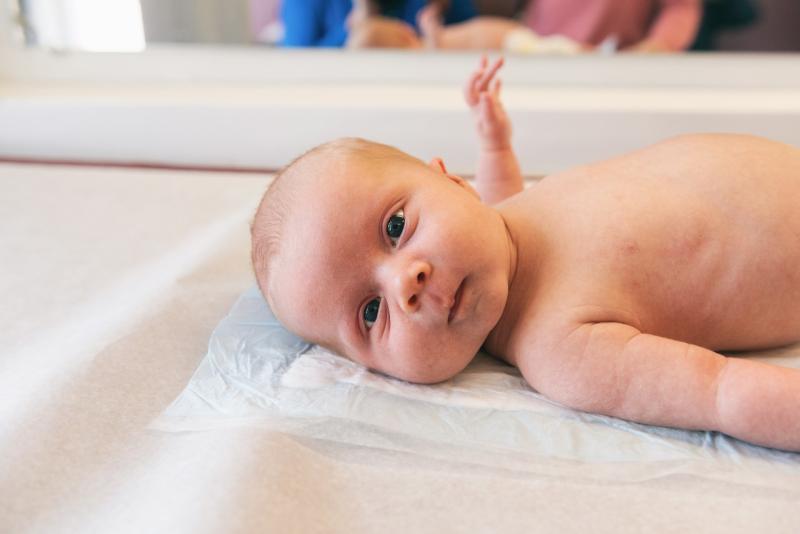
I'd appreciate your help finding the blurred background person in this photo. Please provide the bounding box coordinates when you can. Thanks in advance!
[415,1,529,49]
[281,0,476,48]
[281,0,702,52]
[346,0,567,52]
[521,0,702,52]
[281,0,352,47]
[691,0,759,50]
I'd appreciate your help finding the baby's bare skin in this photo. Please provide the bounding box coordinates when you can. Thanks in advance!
[491,134,800,359]
[480,134,800,449]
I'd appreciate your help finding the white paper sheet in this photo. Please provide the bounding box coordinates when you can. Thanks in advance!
[155,287,800,492]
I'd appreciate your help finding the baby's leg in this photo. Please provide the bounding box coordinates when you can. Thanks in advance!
[418,5,523,50]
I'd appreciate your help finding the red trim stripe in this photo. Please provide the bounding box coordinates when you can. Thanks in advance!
[0,157,278,174]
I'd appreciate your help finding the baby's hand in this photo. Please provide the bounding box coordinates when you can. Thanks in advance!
[464,56,512,151]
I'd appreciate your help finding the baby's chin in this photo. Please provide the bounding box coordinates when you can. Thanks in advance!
[388,352,477,385]
[402,370,462,385]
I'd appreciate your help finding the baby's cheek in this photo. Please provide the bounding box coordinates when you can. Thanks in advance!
[392,334,432,368]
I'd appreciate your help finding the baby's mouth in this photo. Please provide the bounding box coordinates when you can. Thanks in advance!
[448,278,465,323]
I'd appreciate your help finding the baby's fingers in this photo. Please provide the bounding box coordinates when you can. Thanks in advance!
[492,78,502,98]
[464,70,483,106]
[464,55,489,106]
[476,57,504,94]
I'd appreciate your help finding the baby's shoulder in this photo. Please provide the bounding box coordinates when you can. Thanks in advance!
[503,302,639,390]
[507,302,641,359]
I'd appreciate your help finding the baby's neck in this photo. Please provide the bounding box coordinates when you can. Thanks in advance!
[482,209,521,363]
[482,201,544,366]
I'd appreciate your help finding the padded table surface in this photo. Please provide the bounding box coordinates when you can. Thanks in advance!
[1,162,798,534]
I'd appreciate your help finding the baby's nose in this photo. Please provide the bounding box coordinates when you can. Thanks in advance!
[394,260,431,314]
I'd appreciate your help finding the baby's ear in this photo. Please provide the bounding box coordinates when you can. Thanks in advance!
[428,158,480,200]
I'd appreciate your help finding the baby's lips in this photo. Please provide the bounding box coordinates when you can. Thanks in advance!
[423,285,453,314]
[430,289,452,311]
[447,279,467,324]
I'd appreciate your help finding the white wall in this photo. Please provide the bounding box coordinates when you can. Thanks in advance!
[1,46,799,175]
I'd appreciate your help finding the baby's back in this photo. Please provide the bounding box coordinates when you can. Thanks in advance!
[504,134,800,351]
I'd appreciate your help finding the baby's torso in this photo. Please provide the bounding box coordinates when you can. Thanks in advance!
[498,134,800,356]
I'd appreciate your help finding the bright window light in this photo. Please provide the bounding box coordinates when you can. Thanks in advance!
[27,0,145,52]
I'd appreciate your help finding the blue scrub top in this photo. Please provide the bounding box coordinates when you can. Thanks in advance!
[281,0,477,47]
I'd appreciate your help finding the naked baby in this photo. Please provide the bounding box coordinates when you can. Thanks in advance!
[251,57,800,451]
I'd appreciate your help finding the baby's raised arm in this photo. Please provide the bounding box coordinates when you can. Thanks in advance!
[464,56,523,204]
[521,322,800,451]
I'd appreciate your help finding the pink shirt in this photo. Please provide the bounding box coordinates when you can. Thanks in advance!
[523,0,701,50]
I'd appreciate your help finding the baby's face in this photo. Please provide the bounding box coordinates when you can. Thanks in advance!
[269,155,513,383]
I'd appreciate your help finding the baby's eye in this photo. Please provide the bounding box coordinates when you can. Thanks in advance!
[386,209,405,247]
[363,297,381,329]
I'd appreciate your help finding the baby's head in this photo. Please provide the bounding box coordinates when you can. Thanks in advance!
[251,138,513,383]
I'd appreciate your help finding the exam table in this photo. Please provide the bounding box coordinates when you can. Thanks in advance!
[2,161,799,534]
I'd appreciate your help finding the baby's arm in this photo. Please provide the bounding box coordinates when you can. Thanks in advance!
[523,322,800,451]
[464,57,523,204]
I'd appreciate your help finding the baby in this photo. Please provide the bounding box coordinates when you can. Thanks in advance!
[349,2,584,53]
[347,2,528,51]
[251,57,800,452]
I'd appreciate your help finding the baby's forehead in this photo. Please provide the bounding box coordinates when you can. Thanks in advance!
[291,156,400,219]
[289,153,374,200]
